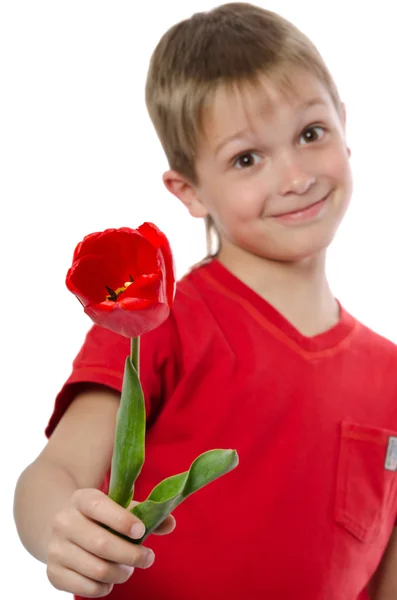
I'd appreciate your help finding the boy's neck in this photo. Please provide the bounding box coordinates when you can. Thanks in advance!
[216,245,339,338]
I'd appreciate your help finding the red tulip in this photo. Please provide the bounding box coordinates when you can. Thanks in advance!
[66,223,176,338]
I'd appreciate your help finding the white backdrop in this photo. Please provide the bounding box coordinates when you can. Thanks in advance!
[1,1,396,597]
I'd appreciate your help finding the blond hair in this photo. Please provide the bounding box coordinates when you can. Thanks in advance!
[145,2,343,264]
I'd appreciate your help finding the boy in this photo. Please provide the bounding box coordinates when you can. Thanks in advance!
[14,3,397,599]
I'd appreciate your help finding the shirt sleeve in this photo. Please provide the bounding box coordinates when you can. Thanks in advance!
[45,311,182,438]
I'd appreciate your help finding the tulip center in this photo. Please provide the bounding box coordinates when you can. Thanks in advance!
[106,275,134,302]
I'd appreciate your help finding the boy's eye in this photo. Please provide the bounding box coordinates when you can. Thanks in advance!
[300,125,325,144]
[233,152,261,169]
[232,126,325,168]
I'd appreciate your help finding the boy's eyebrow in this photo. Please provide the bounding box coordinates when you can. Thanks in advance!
[214,97,327,155]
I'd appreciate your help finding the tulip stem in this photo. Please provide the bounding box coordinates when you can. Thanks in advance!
[131,336,140,376]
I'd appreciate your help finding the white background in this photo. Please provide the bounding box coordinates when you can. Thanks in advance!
[1,0,396,597]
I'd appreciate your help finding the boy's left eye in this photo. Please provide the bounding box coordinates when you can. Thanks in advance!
[233,152,261,169]
[300,125,325,144]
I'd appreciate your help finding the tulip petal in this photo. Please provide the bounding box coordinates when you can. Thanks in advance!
[66,254,127,305]
[84,300,170,338]
[72,228,159,280]
[121,273,165,305]
[138,223,176,307]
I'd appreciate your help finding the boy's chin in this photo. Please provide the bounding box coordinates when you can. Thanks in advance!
[247,236,336,264]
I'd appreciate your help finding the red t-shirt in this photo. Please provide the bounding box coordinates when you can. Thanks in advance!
[46,258,397,600]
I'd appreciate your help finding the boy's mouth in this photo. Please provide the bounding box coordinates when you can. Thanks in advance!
[271,191,331,223]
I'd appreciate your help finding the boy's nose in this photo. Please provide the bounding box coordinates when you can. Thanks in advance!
[290,175,316,195]
[277,168,316,197]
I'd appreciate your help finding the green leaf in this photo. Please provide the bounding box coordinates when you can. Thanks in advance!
[108,356,145,507]
[131,449,239,543]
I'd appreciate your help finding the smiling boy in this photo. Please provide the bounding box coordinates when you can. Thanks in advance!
[163,69,352,338]
[14,3,397,599]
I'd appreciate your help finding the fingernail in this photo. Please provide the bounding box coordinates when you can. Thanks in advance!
[130,522,145,539]
[120,564,135,577]
[144,550,155,568]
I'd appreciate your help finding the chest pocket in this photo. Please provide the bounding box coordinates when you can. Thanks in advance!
[334,421,397,542]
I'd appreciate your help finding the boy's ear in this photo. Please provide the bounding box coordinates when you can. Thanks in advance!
[162,170,208,218]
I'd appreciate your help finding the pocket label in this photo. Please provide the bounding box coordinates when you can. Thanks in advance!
[385,436,397,471]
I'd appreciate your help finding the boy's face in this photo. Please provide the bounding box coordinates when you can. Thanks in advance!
[164,69,353,264]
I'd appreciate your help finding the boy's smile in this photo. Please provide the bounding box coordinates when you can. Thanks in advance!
[164,69,353,268]
[269,189,332,223]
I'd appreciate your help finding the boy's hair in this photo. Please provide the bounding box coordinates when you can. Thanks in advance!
[145,2,343,263]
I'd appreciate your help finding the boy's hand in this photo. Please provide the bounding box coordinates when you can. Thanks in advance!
[46,488,176,598]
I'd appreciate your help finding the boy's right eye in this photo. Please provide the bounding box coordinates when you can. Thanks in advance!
[233,151,261,169]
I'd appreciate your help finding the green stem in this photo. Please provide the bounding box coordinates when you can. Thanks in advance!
[131,336,140,376]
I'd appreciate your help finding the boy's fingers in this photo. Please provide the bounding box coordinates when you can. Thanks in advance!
[66,513,154,569]
[47,563,114,598]
[48,538,135,586]
[72,489,145,540]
